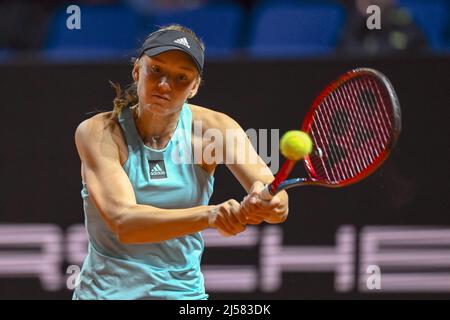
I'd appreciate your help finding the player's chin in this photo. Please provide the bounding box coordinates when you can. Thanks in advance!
[143,102,178,115]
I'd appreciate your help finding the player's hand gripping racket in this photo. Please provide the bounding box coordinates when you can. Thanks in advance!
[261,68,401,199]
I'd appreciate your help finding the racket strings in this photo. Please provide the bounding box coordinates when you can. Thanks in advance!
[355,78,389,149]
[322,94,355,179]
[367,77,392,140]
[308,74,394,183]
[342,78,379,167]
[327,86,368,180]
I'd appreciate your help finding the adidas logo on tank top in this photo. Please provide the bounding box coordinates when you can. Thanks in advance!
[149,160,167,179]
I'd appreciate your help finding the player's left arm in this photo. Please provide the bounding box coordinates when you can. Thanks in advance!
[214,111,289,224]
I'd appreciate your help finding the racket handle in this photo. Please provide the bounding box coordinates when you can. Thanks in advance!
[260,184,275,200]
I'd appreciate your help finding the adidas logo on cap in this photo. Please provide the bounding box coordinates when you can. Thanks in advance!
[174,37,190,49]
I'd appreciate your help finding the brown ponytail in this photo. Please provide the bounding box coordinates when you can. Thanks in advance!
[110,80,138,121]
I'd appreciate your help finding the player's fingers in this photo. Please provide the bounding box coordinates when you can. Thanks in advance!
[241,196,257,218]
[251,196,281,209]
[222,205,246,234]
[234,207,248,225]
[246,217,265,225]
[242,201,275,217]
[246,206,287,220]
[215,218,236,236]
[217,205,240,234]
[225,211,241,233]
[242,209,270,220]
[229,200,245,222]
[249,181,265,198]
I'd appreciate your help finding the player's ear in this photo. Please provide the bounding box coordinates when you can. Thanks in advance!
[188,76,201,99]
[132,58,140,82]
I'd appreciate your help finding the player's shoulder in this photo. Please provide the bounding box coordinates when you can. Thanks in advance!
[189,104,239,131]
[75,111,120,144]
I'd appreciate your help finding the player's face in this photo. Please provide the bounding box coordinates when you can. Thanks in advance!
[133,51,200,116]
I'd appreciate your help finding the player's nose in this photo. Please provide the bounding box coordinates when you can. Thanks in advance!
[158,76,171,91]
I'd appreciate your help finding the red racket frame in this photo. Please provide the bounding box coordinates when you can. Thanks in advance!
[268,68,401,195]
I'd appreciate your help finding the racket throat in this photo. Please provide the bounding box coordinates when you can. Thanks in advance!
[272,178,311,194]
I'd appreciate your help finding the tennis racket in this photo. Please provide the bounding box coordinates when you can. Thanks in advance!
[261,68,401,199]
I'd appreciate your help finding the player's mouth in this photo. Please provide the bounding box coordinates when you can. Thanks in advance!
[151,94,171,102]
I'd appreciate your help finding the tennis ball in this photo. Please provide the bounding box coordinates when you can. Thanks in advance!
[280,130,313,161]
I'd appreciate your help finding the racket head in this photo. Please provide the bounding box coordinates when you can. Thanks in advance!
[301,68,401,187]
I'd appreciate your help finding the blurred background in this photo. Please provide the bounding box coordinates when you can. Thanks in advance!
[0,0,449,299]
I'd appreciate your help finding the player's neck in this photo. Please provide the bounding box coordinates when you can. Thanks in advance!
[132,104,180,149]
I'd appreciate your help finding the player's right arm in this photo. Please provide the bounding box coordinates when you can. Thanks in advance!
[74,116,245,243]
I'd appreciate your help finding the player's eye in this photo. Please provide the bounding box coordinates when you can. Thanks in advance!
[150,65,160,73]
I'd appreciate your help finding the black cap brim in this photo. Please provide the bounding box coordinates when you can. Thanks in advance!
[143,46,202,74]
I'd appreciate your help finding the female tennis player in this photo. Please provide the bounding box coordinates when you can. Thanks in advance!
[73,24,289,300]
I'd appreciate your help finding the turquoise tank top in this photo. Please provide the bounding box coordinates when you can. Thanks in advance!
[73,104,214,300]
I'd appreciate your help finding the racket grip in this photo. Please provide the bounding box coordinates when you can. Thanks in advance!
[260,184,274,200]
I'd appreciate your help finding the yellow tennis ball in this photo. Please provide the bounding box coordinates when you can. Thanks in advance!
[280,130,313,161]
